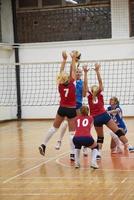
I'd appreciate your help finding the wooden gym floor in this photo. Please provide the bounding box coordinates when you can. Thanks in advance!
[0,118,134,200]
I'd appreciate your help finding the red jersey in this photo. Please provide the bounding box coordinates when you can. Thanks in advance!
[87,90,106,117]
[59,80,76,107]
[75,115,93,137]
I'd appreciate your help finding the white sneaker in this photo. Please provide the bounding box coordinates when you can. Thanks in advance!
[83,147,88,157]
[96,151,101,160]
[128,146,134,152]
[90,161,99,169]
[75,162,80,168]
[55,141,61,150]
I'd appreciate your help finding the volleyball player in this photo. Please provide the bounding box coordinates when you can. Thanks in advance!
[55,65,89,159]
[73,104,99,169]
[83,63,134,159]
[39,50,77,156]
[107,96,134,153]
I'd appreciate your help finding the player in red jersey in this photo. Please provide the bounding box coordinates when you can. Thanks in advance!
[55,61,89,159]
[39,51,77,156]
[83,63,133,159]
[73,104,99,169]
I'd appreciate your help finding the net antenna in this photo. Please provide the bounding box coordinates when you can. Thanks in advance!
[65,0,78,4]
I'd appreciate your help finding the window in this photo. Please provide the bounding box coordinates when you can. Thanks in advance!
[18,0,38,8]
[16,0,111,43]
[42,0,62,6]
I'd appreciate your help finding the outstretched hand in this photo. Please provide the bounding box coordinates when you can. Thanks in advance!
[94,63,101,72]
[62,51,67,61]
[82,65,90,73]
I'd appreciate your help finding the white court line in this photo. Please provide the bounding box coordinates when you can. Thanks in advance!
[109,188,118,196]
[0,157,45,160]
[56,157,134,171]
[121,177,128,183]
[3,151,69,184]
[0,157,16,160]
[56,157,90,169]
[0,193,78,196]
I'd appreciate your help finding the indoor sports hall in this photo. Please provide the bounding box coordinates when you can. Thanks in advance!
[0,1,134,200]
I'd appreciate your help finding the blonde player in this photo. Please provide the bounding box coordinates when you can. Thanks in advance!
[55,52,89,160]
[39,51,77,156]
[83,63,134,159]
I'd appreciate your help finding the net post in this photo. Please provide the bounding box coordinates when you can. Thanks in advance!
[15,52,22,120]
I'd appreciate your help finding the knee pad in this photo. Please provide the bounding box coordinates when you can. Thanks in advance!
[61,120,68,129]
[115,129,125,138]
[97,136,104,144]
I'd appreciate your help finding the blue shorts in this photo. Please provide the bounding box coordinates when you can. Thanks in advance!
[73,136,95,149]
[76,102,82,110]
[94,112,111,127]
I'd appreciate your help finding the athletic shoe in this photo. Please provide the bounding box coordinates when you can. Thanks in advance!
[83,147,88,157]
[75,162,80,168]
[90,162,99,169]
[96,150,101,160]
[55,141,61,150]
[96,154,101,160]
[70,153,75,161]
[39,144,46,156]
[128,146,134,152]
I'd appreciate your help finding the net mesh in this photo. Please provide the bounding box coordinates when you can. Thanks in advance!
[0,58,134,106]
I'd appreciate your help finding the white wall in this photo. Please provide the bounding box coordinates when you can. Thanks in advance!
[1,0,14,43]
[19,38,134,63]
[0,46,16,121]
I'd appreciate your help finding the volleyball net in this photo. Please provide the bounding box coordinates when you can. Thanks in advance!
[0,58,134,107]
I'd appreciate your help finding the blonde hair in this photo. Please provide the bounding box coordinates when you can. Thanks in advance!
[80,105,89,116]
[57,71,69,84]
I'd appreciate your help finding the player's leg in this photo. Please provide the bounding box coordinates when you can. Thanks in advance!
[39,113,64,156]
[106,119,134,152]
[55,120,68,150]
[109,132,122,153]
[89,141,99,169]
[68,117,76,161]
[94,126,104,159]
[73,136,82,168]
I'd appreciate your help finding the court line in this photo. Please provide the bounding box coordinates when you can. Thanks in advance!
[0,157,16,160]
[56,156,134,171]
[0,193,78,196]
[121,177,128,183]
[109,188,118,196]
[3,151,69,184]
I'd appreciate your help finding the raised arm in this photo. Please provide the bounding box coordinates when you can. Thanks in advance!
[94,63,103,91]
[60,51,67,73]
[83,65,89,96]
[70,51,77,80]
